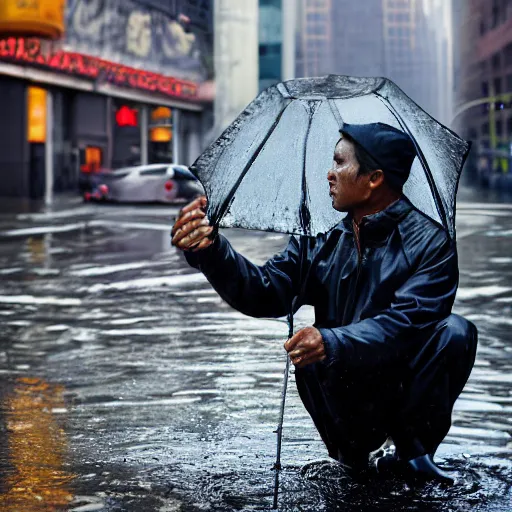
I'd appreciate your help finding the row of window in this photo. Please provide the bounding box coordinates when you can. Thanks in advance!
[482,74,512,96]
[388,26,411,37]
[477,45,512,84]
[480,0,512,35]
[387,12,410,23]
[306,0,330,6]
[306,12,328,23]
[306,23,329,36]
[386,0,409,7]
[481,116,512,135]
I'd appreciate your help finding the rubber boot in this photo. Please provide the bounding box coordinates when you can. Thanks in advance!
[405,454,455,485]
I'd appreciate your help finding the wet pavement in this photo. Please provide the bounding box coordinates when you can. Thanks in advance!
[0,187,511,511]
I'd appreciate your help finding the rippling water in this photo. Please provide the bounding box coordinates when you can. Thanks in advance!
[0,200,511,511]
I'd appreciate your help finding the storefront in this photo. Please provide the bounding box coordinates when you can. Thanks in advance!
[0,0,213,201]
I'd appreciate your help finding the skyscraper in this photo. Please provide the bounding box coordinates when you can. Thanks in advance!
[331,0,386,77]
[258,0,297,92]
[382,0,440,118]
[297,0,333,77]
[296,0,446,120]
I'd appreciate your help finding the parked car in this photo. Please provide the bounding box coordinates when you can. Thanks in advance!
[83,164,204,204]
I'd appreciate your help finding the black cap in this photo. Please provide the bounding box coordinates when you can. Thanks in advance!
[340,122,417,189]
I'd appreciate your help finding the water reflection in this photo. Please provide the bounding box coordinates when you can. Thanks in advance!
[0,377,74,511]
[27,235,52,266]
[0,200,511,510]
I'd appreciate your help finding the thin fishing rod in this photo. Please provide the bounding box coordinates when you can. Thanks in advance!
[272,311,294,509]
[272,236,310,509]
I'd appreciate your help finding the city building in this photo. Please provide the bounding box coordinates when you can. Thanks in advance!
[330,0,385,78]
[0,0,213,202]
[453,0,512,173]
[296,0,448,122]
[383,0,433,115]
[296,0,333,78]
[258,0,296,92]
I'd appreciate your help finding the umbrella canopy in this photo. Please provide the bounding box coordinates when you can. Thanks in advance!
[192,75,471,239]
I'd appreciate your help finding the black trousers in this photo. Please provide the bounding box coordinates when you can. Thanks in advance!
[295,314,478,465]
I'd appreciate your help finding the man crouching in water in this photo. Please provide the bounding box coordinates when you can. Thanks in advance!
[171,123,477,484]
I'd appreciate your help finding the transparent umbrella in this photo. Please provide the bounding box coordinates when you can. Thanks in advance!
[192,74,471,240]
[190,75,472,509]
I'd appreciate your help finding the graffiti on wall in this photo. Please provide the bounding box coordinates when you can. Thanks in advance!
[65,0,211,82]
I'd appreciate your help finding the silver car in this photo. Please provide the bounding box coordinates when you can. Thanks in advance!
[84,164,204,204]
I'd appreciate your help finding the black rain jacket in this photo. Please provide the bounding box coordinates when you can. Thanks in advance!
[184,196,458,370]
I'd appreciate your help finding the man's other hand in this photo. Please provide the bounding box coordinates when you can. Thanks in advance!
[171,196,214,252]
[284,327,326,368]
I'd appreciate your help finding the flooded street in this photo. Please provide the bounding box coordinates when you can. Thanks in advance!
[0,189,511,511]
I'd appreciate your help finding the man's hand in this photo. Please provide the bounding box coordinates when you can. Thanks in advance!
[284,327,326,368]
[171,196,214,252]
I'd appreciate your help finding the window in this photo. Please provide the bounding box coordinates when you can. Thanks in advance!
[494,77,502,94]
[496,120,503,135]
[307,24,326,36]
[505,43,512,66]
[482,122,490,135]
[140,166,168,176]
[307,12,327,23]
[492,52,501,71]
[492,0,500,28]
[507,74,512,91]
[507,116,512,135]
[482,81,489,96]
[171,166,196,181]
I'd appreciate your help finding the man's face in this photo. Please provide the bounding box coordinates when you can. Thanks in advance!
[327,137,371,212]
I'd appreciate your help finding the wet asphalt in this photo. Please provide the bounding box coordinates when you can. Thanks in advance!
[0,186,511,511]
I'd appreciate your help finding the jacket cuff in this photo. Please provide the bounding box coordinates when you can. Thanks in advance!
[183,233,225,270]
[318,327,345,366]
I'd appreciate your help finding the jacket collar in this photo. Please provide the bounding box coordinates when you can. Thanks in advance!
[338,195,413,243]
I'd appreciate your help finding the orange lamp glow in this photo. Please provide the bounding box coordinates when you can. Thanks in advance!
[80,146,102,173]
[150,127,172,143]
[0,0,65,40]
[27,86,47,143]
[0,377,75,510]
[151,106,172,121]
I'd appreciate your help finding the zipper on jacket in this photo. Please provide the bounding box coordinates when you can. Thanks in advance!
[353,219,363,266]
[341,219,366,324]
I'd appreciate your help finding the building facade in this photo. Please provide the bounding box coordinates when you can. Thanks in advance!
[296,0,333,78]
[454,0,512,173]
[296,0,448,122]
[0,0,213,202]
[330,0,385,78]
[259,0,282,92]
[383,0,435,115]
[258,0,296,92]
